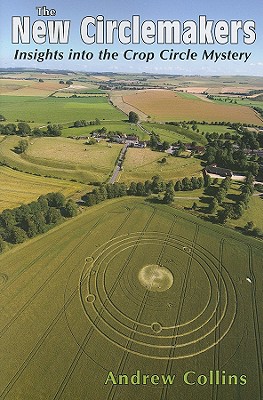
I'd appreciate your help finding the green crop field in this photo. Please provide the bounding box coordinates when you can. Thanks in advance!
[119,148,203,183]
[0,96,125,125]
[0,165,86,211]
[142,122,207,145]
[0,136,121,183]
[196,124,237,134]
[0,198,262,400]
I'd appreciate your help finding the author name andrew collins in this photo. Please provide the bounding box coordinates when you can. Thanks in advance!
[104,370,247,386]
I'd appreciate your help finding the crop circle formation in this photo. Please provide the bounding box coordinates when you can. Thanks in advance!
[66,231,237,360]
[138,264,174,292]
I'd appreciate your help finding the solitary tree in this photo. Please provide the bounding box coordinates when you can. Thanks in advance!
[244,221,254,232]
[174,180,182,191]
[192,202,198,210]
[163,188,175,204]
[208,198,219,214]
[17,139,29,154]
[128,111,139,124]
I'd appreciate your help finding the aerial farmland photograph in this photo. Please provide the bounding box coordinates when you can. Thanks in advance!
[0,0,263,399]
[0,69,262,400]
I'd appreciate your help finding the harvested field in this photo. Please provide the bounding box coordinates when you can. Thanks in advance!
[0,79,67,96]
[122,90,262,124]
[110,91,149,121]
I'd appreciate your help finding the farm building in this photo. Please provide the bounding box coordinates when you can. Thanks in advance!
[126,135,139,142]
[205,164,233,177]
[133,141,147,148]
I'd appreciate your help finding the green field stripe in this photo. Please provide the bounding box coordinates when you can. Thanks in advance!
[212,239,224,400]
[0,281,79,399]
[160,222,199,400]
[156,216,177,265]
[0,222,82,293]
[248,246,263,399]
[107,214,176,400]
[0,213,116,398]
[0,214,107,339]
[106,290,150,400]
[104,210,158,400]
[52,207,140,399]
[0,206,136,342]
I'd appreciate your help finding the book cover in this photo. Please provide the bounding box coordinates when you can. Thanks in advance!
[0,1,262,399]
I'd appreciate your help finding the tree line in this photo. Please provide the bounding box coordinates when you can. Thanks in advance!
[72,118,101,127]
[0,122,63,137]
[0,193,77,252]
[83,174,207,208]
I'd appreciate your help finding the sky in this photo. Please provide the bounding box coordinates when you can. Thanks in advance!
[0,0,263,75]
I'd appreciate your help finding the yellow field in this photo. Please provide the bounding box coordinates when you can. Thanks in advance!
[0,136,122,183]
[119,148,203,183]
[122,90,262,124]
[0,166,86,211]
[110,91,149,120]
[0,79,67,96]
[26,137,121,168]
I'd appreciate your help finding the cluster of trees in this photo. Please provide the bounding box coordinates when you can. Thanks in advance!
[0,193,77,250]
[149,132,170,151]
[205,124,263,151]
[205,132,240,141]
[73,119,100,127]
[0,122,31,136]
[0,122,63,137]
[174,176,205,191]
[203,137,260,176]
[209,175,254,224]
[85,183,128,206]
